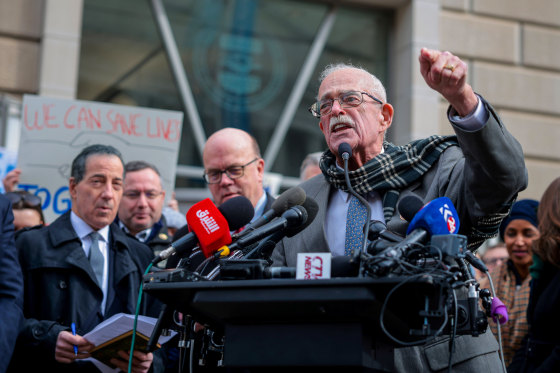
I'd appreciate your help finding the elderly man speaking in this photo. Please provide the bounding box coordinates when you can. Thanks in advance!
[272,48,527,372]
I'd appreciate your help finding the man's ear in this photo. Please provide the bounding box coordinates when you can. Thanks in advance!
[69,177,77,199]
[256,158,265,182]
[379,103,394,131]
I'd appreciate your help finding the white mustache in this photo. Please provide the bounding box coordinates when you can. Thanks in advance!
[329,115,355,131]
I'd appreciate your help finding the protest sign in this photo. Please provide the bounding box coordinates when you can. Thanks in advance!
[17,95,183,223]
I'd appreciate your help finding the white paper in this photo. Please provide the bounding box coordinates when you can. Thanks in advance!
[82,313,176,372]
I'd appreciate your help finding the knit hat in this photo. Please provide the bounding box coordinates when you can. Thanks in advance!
[499,199,539,240]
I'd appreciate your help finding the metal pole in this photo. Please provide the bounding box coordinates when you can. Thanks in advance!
[149,0,207,157]
[263,6,337,171]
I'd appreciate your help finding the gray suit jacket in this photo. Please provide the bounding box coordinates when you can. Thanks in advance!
[272,98,524,372]
[272,98,526,267]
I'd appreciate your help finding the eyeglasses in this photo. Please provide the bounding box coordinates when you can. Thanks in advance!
[203,158,259,184]
[122,190,163,200]
[5,192,42,207]
[308,90,383,118]
[483,257,509,266]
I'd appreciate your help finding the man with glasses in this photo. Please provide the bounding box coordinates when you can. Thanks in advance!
[165,128,274,270]
[203,127,274,220]
[117,161,171,268]
[272,48,528,371]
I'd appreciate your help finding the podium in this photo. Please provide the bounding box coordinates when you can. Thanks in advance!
[143,272,449,372]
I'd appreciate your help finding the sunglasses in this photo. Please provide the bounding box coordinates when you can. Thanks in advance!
[5,192,42,208]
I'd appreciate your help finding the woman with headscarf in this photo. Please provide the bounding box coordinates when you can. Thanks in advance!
[479,199,540,366]
[508,178,560,372]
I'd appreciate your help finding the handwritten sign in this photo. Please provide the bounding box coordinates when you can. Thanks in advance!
[18,95,183,223]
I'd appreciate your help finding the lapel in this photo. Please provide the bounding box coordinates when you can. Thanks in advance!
[48,212,102,291]
[105,224,138,314]
[301,176,331,254]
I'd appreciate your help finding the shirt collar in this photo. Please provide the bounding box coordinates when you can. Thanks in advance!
[251,192,267,223]
[118,220,151,242]
[70,211,110,242]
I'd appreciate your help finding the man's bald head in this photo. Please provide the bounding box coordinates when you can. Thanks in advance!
[203,128,265,207]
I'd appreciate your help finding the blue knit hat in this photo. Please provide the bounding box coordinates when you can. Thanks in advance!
[499,199,539,240]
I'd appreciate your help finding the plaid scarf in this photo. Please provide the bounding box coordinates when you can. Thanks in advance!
[320,134,458,218]
[319,134,508,249]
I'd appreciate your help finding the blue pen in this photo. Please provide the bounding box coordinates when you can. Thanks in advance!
[71,323,78,356]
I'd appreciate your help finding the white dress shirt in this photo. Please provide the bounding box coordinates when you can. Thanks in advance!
[70,211,110,314]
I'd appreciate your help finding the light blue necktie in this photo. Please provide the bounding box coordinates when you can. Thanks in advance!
[89,232,104,286]
[344,196,368,256]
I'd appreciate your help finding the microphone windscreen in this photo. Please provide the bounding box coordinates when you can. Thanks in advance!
[397,195,424,222]
[406,196,460,236]
[217,196,254,231]
[271,186,306,214]
[285,196,319,237]
[338,142,352,158]
[187,198,233,258]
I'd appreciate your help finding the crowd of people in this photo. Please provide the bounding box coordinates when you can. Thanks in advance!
[1,46,559,373]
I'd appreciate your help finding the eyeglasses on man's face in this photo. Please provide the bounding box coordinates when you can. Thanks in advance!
[122,190,163,200]
[203,158,259,184]
[308,90,383,118]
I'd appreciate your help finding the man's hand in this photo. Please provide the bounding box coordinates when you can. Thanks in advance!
[3,168,21,193]
[419,48,478,116]
[111,349,153,373]
[55,331,94,363]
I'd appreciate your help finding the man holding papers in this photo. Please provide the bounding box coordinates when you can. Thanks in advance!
[9,145,155,373]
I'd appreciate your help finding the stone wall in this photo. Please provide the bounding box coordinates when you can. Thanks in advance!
[440,0,560,199]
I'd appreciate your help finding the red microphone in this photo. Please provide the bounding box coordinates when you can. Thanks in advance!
[186,198,232,258]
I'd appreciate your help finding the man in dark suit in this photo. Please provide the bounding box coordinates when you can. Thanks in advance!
[10,145,155,373]
[0,194,23,373]
[117,161,172,268]
[272,48,528,371]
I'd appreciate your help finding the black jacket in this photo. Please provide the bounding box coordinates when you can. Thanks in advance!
[0,195,23,373]
[9,211,155,372]
[509,260,560,373]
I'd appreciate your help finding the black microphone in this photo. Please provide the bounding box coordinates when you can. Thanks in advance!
[369,196,461,275]
[236,186,306,238]
[397,195,425,222]
[243,196,319,260]
[153,196,254,264]
[338,142,372,262]
[229,205,308,252]
[331,255,360,277]
[463,250,488,273]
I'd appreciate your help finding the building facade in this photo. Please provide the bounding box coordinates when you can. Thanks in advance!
[1,0,559,203]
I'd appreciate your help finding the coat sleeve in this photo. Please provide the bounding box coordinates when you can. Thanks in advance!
[0,198,24,372]
[12,228,69,364]
[445,96,528,248]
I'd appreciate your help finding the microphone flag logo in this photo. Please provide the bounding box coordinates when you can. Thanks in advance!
[196,209,220,234]
[406,197,460,236]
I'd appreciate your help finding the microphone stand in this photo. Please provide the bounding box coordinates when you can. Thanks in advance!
[146,304,173,352]
[340,144,372,276]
